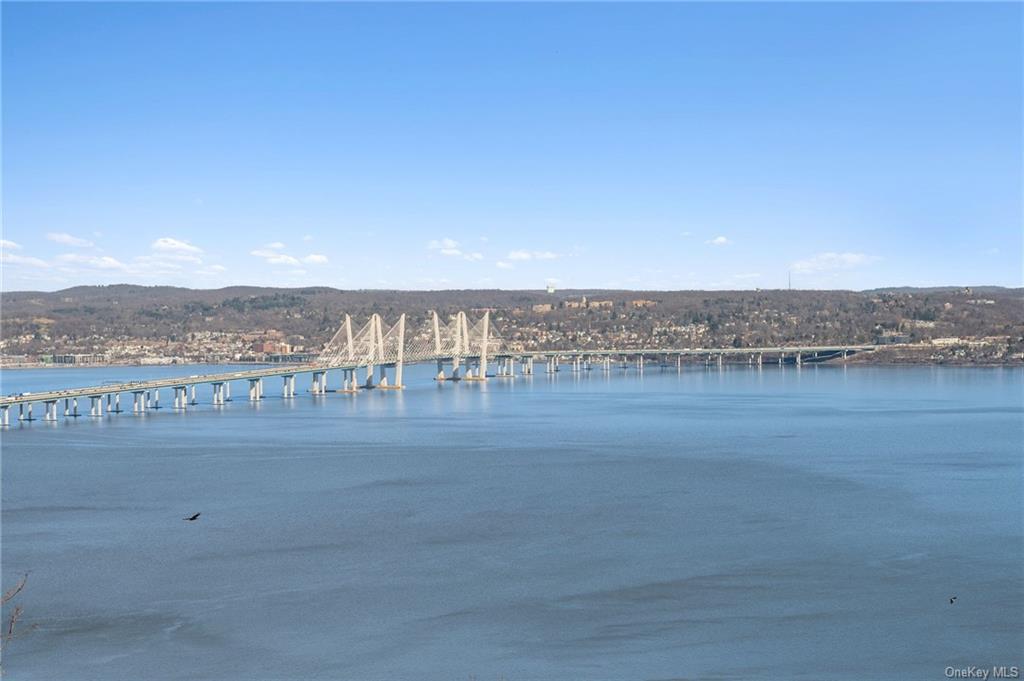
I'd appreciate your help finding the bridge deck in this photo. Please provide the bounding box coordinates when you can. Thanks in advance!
[0,345,875,407]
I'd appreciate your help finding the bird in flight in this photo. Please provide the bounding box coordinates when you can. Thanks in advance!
[183,513,201,522]
[949,596,957,605]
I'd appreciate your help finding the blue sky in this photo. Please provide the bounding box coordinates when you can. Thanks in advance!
[2,2,1021,292]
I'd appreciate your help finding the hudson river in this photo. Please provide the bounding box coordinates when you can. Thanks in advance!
[2,364,1021,680]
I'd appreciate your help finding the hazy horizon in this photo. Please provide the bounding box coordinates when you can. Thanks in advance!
[3,282,1022,296]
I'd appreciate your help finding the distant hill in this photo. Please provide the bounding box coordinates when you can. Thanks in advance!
[2,285,1021,362]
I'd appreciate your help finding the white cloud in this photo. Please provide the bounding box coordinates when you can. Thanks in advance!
[428,237,459,251]
[1,239,22,250]
[1,251,49,268]
[428,238,485,261]
[302,235,313,242]
[47,232,94,248]
[733,272,761,279]
[251,248,301,266]
[204,264,227,273]
[56,253,128,270]
[705,236,731,246]
[264,242,286,250]
[152,237,202,254]
[790,252,879,274]
[303,254,329,264]
[132,255,185,272]
[496,261,514,270]
[507,250,559,261]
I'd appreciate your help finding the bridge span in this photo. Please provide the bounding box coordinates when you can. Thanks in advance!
[0,311,875,425]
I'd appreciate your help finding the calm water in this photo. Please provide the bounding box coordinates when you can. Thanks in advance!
[2,364,1021,680]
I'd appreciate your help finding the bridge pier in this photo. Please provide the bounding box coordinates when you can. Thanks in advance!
[464,357,486,381]
[90,396,103,417]
[0,405,8,427]
[546,356,557,374]
[172,386,186,410]
[248,379,263,401]
[636,354,644,372]
[152,389,161,409]
[337,368,358,393]
[757,353,763,366]
[795,352,802,366]
[190,385,197,405]
[108,393,122,414]
[44,400,58,422]
[212,382,225,405]
[779,353,785,366]
[717,354,723,369]
[132,391,146,413]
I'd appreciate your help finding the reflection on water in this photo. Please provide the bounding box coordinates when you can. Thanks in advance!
[2,364,1022,680]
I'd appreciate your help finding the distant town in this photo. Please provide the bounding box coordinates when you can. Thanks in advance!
[1,285,1021,367]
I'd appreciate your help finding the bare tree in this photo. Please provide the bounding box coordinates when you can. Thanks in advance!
[0,573,30,675]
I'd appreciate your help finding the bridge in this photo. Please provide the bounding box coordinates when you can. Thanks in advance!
[0,310,876,425]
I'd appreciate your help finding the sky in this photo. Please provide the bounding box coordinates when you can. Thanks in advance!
[2,2,1021,292]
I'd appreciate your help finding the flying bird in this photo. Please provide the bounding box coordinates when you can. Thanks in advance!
[949,596,957,605]
[183,513,201,522]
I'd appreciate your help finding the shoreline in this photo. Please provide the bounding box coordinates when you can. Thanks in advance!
[1,359,1020,370]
